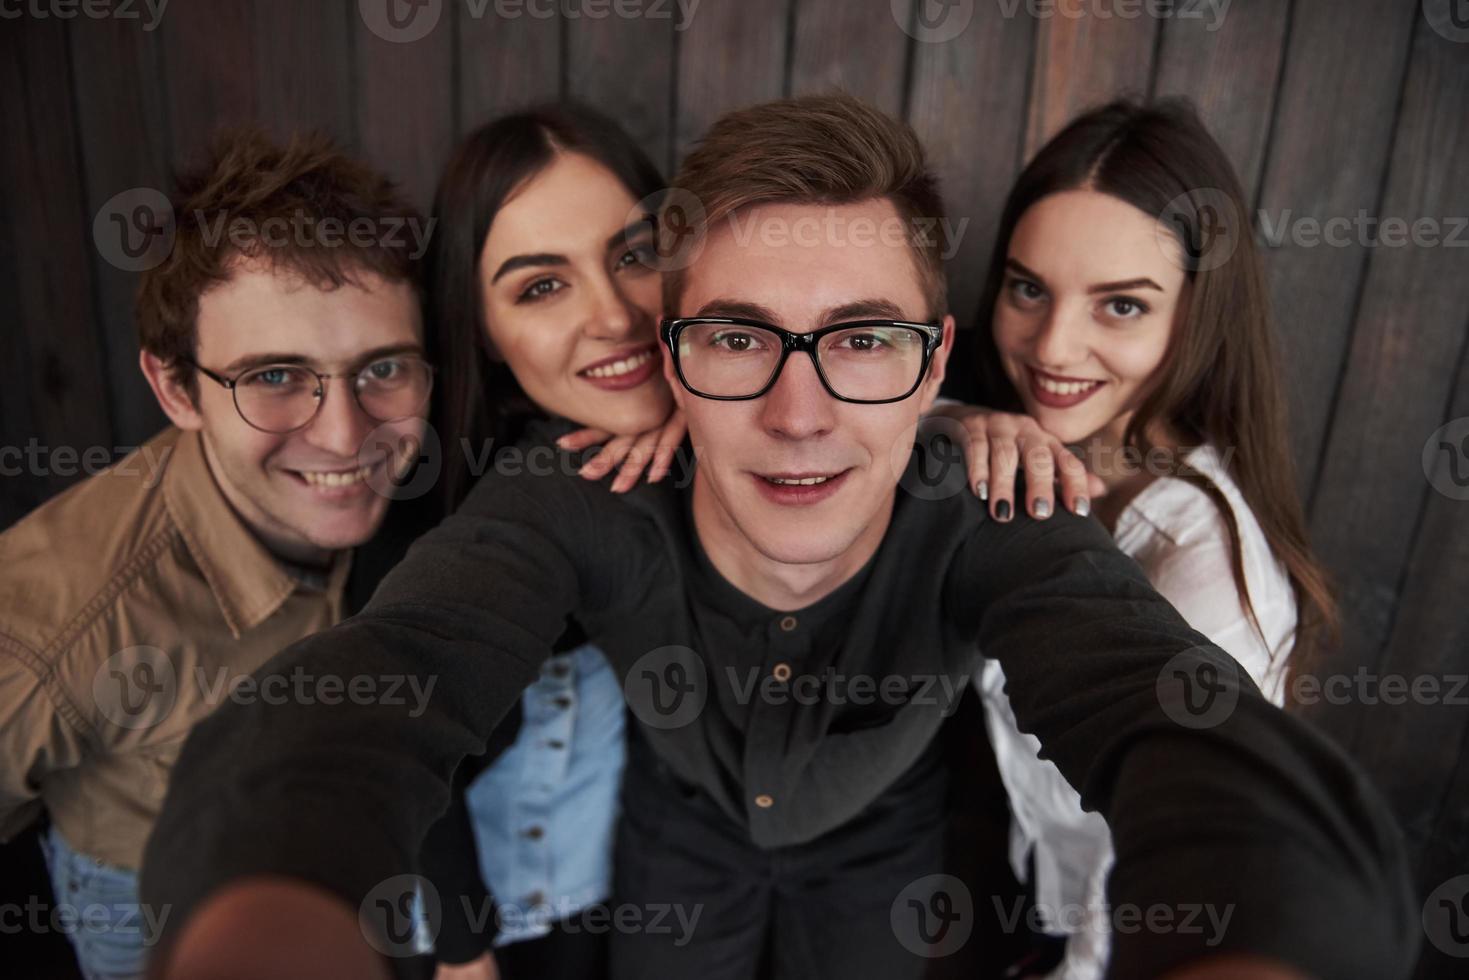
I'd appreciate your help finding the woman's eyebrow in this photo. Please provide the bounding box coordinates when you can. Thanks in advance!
[490,253,567,284]
[1086,277,1165,294]
[607,218,654,252]
[1005,257,1045,282]
[1006,257,1163,294]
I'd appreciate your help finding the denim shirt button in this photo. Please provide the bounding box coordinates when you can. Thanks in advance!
[523,825,545,841]
[551,695,572,710]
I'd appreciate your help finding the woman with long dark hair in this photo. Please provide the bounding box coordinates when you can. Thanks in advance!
[936,99,1339,978]
[351,103,682,980]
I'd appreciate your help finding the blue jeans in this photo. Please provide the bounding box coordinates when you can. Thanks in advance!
[39,826,151,980]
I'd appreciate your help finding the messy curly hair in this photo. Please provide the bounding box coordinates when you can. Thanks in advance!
[136,128,421,396]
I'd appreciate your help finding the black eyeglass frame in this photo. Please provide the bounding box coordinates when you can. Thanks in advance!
[182,355,436,434]
[660,317,944,404]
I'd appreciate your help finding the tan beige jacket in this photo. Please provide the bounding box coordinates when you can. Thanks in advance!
[0,427,349,869]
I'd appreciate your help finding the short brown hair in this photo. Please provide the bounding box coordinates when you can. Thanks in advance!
[137,128,422,393]
[662,94,948,319]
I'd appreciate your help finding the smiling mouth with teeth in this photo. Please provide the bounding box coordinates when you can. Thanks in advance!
[297,464,376,488]
[582,348,656,379]
[765,475,835,486]
[1034,373,1103,395]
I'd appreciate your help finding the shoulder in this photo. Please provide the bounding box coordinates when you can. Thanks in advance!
[1115,445,1297,692]
[0,430,183,664]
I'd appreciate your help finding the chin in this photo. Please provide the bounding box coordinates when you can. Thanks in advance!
[287,503,390,553]
[1024,400,1101,446]
[747,528,853,566]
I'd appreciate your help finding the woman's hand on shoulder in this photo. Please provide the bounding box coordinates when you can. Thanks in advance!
[928,402,1103,522]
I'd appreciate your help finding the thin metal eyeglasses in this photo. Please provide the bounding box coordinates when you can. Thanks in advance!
[661,317,943,404]
[182,354,435,434]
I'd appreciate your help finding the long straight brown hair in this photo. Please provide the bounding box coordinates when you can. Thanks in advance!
[971,99,1338,683]
[425,104,665,512]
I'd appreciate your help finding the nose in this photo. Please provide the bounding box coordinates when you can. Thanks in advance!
[582,271,644,343]
[758,351,836,442]
[299,377,376,460]
[1031,304,1089,371]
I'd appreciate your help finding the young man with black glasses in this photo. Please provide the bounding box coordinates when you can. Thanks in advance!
[0,129,430,979]
[141,97,1416,980]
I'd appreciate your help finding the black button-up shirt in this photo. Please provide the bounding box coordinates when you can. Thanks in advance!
[142,421,1417,979]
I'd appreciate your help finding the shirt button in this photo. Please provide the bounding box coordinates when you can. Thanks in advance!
[779,615,798,632]
[523,825,545,840]
[549,661,571,678]
[524,891,546,907]
[545,739,566,750]
[754,794,775,809]
[772,663,792,682]
[551,695,572,709]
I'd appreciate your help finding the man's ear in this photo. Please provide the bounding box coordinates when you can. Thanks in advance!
[140,350,205,431]
[915,314,957,414]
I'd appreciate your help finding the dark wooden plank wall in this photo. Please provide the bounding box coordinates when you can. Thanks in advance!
[1,1,1465,975]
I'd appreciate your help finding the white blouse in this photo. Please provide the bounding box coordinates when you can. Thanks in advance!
[977,443,1297,979]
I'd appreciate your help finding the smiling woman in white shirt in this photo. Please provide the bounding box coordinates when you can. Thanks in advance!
[936,99,1340,979]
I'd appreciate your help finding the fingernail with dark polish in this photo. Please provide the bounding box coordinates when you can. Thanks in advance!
[1034,499,1051,518]
[996,500,1012,521]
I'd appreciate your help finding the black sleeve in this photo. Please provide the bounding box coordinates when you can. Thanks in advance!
[950,507,1419,979]
[138,460,649,964]
[418,750,498,964]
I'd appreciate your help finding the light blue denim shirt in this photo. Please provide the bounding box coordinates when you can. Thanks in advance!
[465,643,626,945]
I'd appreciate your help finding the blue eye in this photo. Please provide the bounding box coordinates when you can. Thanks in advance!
[366,360,402,380]
[245,366,308,388]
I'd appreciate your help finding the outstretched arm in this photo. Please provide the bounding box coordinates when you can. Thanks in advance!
[952,509,1417,979]
[140,451,651,979]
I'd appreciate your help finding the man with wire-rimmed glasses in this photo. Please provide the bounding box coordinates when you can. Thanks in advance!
[0,128,429,980]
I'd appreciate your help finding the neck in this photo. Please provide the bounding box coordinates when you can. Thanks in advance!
[1088,412,1185,530]
[690,472,892,612]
